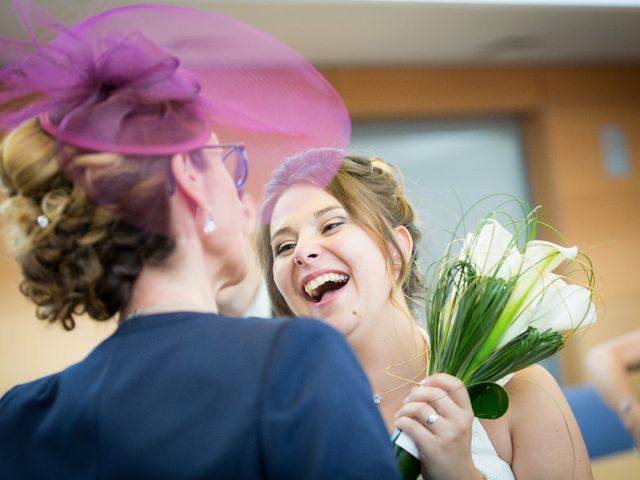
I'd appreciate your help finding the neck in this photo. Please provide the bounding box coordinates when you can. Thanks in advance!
[349,304,428,431]
[352,309,427,391]
[121,238,223,321]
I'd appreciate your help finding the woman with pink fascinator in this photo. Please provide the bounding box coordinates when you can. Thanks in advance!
[0,3,400,478]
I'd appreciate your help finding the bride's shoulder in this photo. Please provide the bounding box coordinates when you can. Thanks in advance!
[505,365,564,408]
[504,369,592,478]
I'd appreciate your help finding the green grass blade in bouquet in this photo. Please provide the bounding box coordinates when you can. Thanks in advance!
[469,327,564,385]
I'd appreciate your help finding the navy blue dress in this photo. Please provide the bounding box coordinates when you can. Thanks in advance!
[0,312,400,479]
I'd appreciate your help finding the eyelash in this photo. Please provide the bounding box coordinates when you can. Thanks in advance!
[322,220,344,233]
[273,218,346,257]
[275,242,295,256]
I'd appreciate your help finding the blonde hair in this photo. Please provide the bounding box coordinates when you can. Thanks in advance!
[0,119,178,330]
[257,152,423,317]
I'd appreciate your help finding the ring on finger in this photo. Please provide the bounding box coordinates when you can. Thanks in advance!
[425,412,439,426]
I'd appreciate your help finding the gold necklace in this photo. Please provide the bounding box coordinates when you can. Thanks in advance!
[125,302,210,321]
[372,348,429,405]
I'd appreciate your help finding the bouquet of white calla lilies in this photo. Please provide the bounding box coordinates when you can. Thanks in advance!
[393,205,596,480]
[426,212,596,418]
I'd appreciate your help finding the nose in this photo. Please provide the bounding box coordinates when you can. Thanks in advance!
[293,241,320,266]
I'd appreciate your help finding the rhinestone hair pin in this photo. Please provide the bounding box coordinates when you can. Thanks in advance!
[36,214,49,229]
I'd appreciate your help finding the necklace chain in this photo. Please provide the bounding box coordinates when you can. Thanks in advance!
[372,346,430,405]
[125,302,209,320]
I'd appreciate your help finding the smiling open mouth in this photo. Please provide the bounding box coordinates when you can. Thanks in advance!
[303,273,349,303]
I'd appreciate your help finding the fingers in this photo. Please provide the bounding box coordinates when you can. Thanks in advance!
[395,396,448,428]
[416,373,472,411]
[395,415,436,453]
[395,397,439,423]
[399,374,471,421]
[394,373,473,438]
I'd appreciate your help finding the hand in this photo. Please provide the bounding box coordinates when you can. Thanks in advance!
[394,373,483,480]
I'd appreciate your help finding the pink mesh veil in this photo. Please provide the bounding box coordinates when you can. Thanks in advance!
[0,1,350,196]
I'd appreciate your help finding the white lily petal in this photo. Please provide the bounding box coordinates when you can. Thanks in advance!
[498,273,561,345]
[530,282,596,332]
[521,241,577,275]
[499,275,596,346]
[505,241,578,318]
[460,219,522,280]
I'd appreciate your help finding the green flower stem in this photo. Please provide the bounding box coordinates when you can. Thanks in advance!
[392,429,421,480]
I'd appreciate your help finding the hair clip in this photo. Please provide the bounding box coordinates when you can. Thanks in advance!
[371,158,393,175]
[36,214,49,229]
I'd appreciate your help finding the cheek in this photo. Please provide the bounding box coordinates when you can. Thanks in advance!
[349,238,386,274]
[273,261,294,299]
[353,245,393,290]
[273,264,307,316]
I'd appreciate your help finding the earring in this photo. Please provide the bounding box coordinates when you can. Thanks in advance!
[203,215,216,234]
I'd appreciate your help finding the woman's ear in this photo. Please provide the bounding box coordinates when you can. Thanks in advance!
[170,153,207,210]
[392,225,413,268]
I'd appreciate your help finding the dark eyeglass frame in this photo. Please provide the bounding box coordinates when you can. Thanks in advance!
[165,143,249,195]
[202,143,249,191]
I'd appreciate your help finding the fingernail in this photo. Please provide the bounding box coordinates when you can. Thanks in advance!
[420,378,429,386]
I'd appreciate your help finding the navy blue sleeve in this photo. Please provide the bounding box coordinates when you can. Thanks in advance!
[259,318,401,480]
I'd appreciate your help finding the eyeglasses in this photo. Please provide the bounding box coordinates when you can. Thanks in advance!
[203,143,249,191]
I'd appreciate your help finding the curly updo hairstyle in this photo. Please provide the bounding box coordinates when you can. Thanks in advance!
[257,152,423,317]
[0,119,180,330]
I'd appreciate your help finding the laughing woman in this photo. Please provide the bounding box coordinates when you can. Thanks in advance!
[257,149,592,480]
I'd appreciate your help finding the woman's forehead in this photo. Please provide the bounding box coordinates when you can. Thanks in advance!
[270,184,342,229]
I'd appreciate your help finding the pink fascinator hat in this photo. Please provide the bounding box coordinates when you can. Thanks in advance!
[0,0,351,196]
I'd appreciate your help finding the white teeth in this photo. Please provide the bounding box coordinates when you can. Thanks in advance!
[304,273,348,297]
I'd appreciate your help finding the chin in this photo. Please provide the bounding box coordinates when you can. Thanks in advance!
[319,314,359,338]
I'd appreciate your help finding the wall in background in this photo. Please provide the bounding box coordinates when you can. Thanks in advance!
[351,119,531,267]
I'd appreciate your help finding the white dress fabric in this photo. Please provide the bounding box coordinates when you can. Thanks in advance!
[469,417,515,480]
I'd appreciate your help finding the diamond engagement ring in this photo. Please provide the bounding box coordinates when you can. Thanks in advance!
[426,413,439,426]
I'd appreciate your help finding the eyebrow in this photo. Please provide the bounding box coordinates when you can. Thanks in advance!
[270,205,344,242]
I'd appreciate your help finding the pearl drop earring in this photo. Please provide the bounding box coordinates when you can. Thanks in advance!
[203,215,216,234]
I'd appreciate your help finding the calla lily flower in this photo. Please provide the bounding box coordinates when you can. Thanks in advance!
[502,274,596,346]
